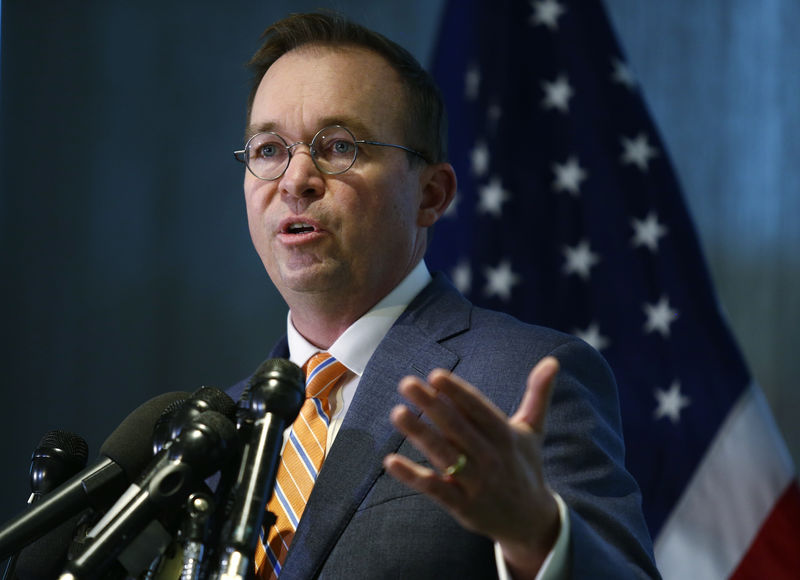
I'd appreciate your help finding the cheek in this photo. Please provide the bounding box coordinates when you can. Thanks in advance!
[384,176,423,229]
[359,181,421,249]
[244,176,276,220]
[244,174,266,208]
[243,181,275,249]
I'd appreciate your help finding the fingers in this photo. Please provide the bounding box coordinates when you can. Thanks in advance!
[399,355,559,446]
[424,370,510,436]
[511,356,559,432]
[388,391,484,477]
[384,357,561,544]
[388,356,560,482]
[382,452,465,506]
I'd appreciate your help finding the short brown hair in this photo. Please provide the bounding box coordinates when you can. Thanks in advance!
[246,12,448,163]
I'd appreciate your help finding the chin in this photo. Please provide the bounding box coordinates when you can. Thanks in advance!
[276,263,345,294]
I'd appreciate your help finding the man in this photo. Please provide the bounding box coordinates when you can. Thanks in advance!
[230,12,659,579]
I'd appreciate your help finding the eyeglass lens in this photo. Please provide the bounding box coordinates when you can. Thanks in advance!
[245,125,358,180]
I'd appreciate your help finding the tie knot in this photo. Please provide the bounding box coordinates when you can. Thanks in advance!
[304,352,348,400]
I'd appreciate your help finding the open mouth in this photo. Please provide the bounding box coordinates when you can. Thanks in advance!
[286,222,316,234]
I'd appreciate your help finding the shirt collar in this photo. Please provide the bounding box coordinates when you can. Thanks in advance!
[286,260,432,375]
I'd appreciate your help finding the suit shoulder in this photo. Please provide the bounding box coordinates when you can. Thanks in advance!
[467,303,592,356]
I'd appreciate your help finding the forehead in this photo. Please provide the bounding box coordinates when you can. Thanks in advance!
[249,45,407,139]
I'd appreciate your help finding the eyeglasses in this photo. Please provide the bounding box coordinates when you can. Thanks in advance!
[233,124,428,181]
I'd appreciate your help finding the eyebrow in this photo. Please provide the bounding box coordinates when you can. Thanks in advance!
[245,121,278,140]
[244,116,374,141]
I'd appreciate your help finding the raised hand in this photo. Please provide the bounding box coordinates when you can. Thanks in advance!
[383,356,562,576]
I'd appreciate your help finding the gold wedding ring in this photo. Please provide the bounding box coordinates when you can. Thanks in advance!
[444,453,468,477]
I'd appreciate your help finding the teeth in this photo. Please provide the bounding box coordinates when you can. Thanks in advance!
[287,223,315,234]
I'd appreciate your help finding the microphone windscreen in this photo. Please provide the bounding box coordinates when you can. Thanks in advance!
[191,385,237,419]
[152,399,189,454]
[30,431,89,496]
[14,431,90,578]
[36,431,89,465]
[158,399,189,422]
[99,391,190,481]
[152,387,235,454]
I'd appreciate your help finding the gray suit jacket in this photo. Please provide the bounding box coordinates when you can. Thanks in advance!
[228,273,659,579]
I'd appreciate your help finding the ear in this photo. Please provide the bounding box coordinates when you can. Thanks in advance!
[417,162,457,227]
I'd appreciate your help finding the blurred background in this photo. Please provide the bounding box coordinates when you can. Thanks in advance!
[1,0,797,525]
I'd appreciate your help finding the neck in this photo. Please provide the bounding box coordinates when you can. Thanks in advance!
[279,251,429,348]
[284,259,428,349]
[289,304,363,350]
[284,282,393,349]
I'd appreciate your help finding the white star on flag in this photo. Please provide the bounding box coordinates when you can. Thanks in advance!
[477,177,510,217]
[541,74,573,112]
[611,57,636,89]
[484,260,521,301]
[562,240,600,280]
[470,140,490,177]
[643,295,679,337]
[574,322,610,352]
[654,380,691,424]
[530,0,566,30]
[631,211,668,251]
[465,64,481,100]
[552,156,588,195]
[621,133,659,171]
[451,260,472,295]
[430,3,800,575]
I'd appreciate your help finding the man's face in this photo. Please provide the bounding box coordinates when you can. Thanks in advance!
[244,46,431,313]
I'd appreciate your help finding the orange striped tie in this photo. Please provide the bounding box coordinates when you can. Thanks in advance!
[254,352,348,579]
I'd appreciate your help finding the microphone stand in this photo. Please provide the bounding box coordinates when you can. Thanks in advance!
[179,492,214,580]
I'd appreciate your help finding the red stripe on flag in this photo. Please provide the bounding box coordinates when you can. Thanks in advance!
[730,480,800,579]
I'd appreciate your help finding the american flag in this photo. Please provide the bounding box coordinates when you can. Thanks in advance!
[426,0,800,577]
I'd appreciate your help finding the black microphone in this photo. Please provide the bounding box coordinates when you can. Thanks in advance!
[60,410,238,579]
[152,386,237,454]
[2,431,89,580]
[213,358,305,580]
[152,399,190,455]
[102,386,238,577]
[28,431,90,502]
[0,391,189,561]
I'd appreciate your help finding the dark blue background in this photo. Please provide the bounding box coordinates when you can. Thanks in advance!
[1,0,797,527]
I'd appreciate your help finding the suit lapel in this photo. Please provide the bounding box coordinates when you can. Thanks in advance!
[279,274,470,578]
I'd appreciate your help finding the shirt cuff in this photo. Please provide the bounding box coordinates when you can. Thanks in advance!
[494,491,570,580]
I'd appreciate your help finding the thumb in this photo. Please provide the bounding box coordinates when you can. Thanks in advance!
[510,356,559,432]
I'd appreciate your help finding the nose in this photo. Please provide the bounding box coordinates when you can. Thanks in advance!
[279,143,324,201]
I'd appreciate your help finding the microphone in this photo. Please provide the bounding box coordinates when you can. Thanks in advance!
[28,431,90,502]
[100,386,238,577]
[61,410,238,579]
[152,399,190,455]
[2,431,89,580]
[0,391,189,561]
[213,358,305,580]
[152,386,237,454]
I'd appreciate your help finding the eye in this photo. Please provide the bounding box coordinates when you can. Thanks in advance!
[256,142,281,158]
[335,140,354,153]
[247,132,287,163]
[322,138,355,156]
